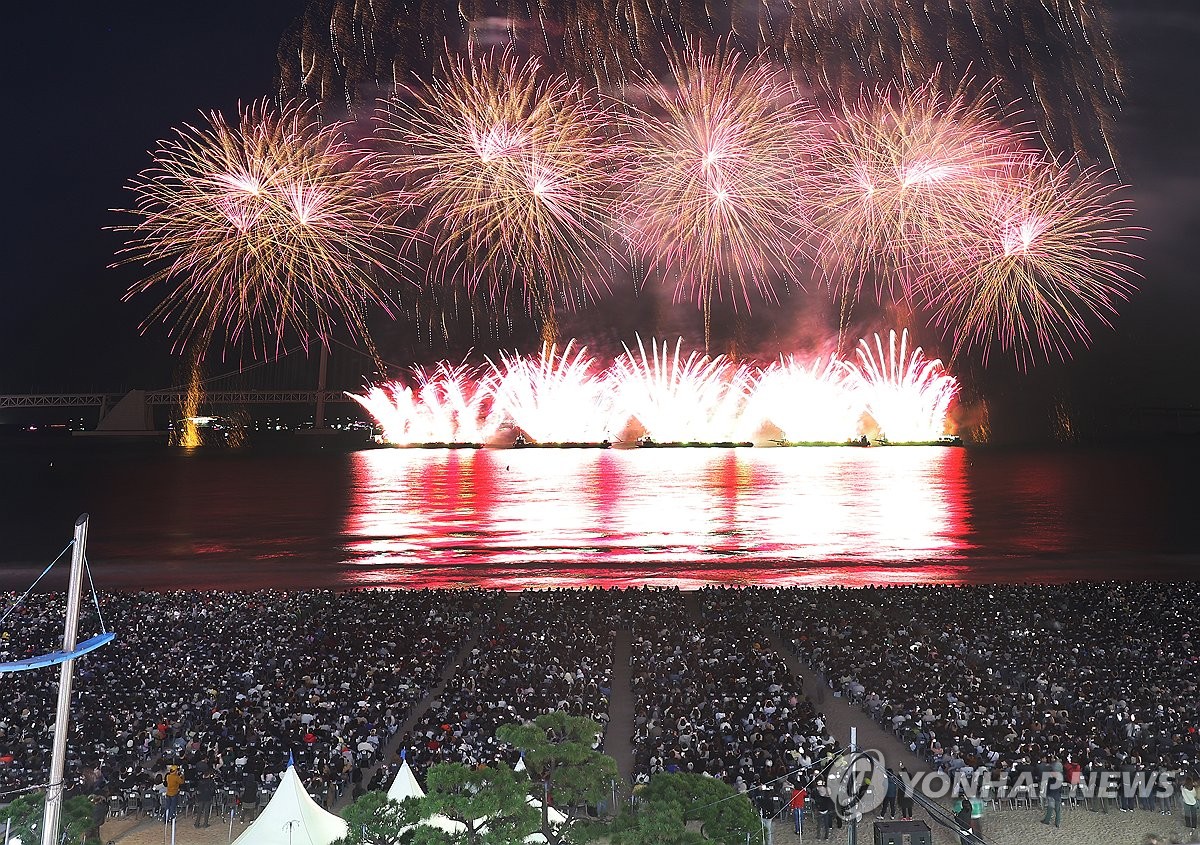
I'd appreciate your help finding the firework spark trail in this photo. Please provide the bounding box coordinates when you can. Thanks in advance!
[747,355,860,443]
[348,362,499,444]
[617,48,822,346]
[486,341,616,442]
[812,80,1036,308]
[115,100,399,355]
[609,335,753,442]
[922,159,1141,368]
[374,48,617,336]
[279,0,1123,164]
[845,329,958,442]
[353,330,958,444]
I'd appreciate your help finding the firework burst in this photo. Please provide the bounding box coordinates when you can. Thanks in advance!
[748,355,860,443]
[924,159,1141,368]
[845,329,958,442]
[486,341,615,442]
[812,80,1034,307]
[617,48,822,346]
[349,362,499,444]
[116,100,397,354]
[610,335,752,442]
[375,48,616,336]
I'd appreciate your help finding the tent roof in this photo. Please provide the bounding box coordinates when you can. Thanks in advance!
[230,766,348,845]
[413,814,465,834]
[386,760,424,803]
[526,796,567,826]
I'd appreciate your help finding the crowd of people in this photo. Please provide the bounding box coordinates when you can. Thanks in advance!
[0,589,498,809]
[708,583,1199,807]
[399,590,617,777]
[3,581,1197,832]
[629,589,840,814]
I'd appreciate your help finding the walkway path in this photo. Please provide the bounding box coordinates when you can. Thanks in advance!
[332,593,517,810]
[603,629,635,811]
[761,627,931,777]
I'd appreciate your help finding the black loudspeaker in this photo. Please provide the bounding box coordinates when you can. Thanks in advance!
[872,819,932,845]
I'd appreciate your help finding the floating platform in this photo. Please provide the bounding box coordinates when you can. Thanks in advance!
[637,440,754,449]
[509,440,612,449]
[765,436,964,447]
[769,440,871,448]
[875,436,965,447]
[390,442,484,449]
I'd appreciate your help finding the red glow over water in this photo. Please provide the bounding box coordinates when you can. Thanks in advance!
[0,442,1183,592]
[342,446,975,587]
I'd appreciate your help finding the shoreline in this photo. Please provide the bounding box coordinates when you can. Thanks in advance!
[1,553,1197,592]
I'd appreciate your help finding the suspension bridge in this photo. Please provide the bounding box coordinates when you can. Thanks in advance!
[0,345,373,433]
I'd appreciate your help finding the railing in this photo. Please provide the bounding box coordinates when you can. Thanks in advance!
[0,390,356,409]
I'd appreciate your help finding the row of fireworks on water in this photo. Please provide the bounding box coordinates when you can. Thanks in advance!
[349,328,958,446]
[116,47,1140,371]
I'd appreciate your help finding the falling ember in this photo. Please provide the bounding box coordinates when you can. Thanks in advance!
[845,329,958,442]
[175,359,205,449]
[280,0,1125,166]
[609,336,752,443]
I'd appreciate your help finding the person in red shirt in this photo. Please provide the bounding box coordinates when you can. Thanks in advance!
[790,784,807,835]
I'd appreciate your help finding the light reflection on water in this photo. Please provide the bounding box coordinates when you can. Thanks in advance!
[343,446,973,587]
[0,441,1182,591]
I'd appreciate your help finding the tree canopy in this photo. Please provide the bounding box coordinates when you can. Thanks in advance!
[637,774,761,845]
[609,800,707,845]
[0,792,96,845]
[498,713,619,845]
[336,763,539,845]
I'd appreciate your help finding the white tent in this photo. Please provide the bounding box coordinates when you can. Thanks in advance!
[386,760,425,802]
[514,758,568,826]
[231,765,348,845]
[388,763,466,837]
[525,795,568,826]
[403,814,467,836]
[390,758,564,842]
[390,761,467,838]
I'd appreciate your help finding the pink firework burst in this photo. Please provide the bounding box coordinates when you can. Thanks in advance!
[115,100,398,355]
[616,48,823,346]
[374,48,617,328]
[812,79,1034,307]
[922,158,1141,368]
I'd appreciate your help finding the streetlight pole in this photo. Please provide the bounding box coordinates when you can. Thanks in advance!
[848,727,858,845]
[41,515,89,845]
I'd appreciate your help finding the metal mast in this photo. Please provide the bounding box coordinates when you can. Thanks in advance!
[41,514,89,845]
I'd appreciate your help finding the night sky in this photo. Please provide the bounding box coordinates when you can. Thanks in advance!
[3,1,1199,438]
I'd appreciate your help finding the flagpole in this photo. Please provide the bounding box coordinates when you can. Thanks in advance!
[41,515,89,845]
